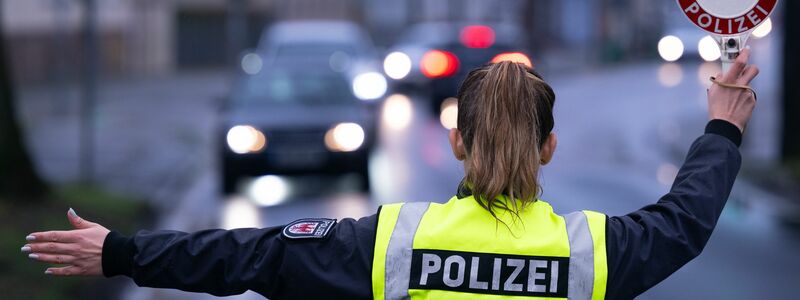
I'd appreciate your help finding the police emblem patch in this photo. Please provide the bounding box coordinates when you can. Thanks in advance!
[282,218,336,239]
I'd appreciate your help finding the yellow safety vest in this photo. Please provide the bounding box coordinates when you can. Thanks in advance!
[372,196,607,300]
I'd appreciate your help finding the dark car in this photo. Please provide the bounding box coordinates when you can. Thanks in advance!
[221,67,376,195]
[382,21,531,111]
[220,21,384,196]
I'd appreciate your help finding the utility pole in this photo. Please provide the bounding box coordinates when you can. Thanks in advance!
[80,0,98,183]
[782,1,799,161]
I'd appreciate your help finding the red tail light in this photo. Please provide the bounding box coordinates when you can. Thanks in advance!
[421,50,459,78]
[491,52,533,69]
[461,25,495,49]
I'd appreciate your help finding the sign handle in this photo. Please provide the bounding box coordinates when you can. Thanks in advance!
[717,34,749,73]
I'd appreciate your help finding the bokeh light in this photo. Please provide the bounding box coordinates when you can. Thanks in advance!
[226,125,266,154]
[383,52,412,80]
[421,50,459,78]
[658,35,684,62]
[241,53,263,75]
[352,72,388,100]
[382,94,413,131]
[657,163,679,186]
[698,62,722,88]
[439,97,458,130]
[248,175,290,206]
[752,18,773,39]
[491,52,533,69]
[325,123,365,152]
[657,63,683,88]
[698,35,721,62]
[222,196,262,229]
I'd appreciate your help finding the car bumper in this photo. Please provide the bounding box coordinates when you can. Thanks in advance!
[223,148,369,176]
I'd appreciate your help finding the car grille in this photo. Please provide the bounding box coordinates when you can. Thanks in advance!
[265,128,327,153]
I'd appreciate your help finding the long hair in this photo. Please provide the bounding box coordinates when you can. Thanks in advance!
[456,61,556,221]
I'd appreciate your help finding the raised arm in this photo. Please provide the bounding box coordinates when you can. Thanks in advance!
[604,49,758,299]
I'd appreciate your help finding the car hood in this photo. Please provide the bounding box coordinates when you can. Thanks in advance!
[225,105,371,130]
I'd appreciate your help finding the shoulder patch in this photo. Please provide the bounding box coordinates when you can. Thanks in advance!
[282,218,337,239]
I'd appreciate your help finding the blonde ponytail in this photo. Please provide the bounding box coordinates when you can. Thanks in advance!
[456,61,556,220]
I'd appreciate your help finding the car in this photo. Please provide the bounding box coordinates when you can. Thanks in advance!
[658,13,723,63]
[382,21,532,111]
[220,21,384,195]
[257,21,381,78]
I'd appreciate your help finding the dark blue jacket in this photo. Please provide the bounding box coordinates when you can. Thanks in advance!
[103,120,743,299]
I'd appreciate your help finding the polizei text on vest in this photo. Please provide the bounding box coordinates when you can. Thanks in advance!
[409,249,569,297]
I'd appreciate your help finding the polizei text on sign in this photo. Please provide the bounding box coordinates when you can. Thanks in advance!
[677,0,777,35]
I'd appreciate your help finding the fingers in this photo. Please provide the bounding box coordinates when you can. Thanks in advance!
[67,208,96,229]
[723,48,750,83]
[737,65,760,85]
[45,266,86,277]
[28,253,76,265]
[22,242,77,254]
[26,230,77,243]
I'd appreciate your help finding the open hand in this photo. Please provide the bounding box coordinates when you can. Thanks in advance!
[22,208,109,276]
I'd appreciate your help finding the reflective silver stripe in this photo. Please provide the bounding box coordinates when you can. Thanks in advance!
[384,202,430,300]
[564,211,594,300]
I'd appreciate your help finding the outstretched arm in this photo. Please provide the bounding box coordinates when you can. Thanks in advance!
[604,49,759,299]
[23,210,378,299]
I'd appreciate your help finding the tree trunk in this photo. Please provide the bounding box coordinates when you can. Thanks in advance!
[782,1,800,161]
[0,14,48,199]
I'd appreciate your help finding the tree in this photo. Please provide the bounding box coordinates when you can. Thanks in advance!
[0,10,48,199]
[782,1,800,161]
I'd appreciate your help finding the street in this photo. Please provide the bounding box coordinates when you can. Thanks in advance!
[17,41,799,299]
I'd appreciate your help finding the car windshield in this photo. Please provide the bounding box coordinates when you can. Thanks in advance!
[237,69,355,106]
[275,44,357,59]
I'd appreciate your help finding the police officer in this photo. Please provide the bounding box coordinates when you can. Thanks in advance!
[21,49,759,300]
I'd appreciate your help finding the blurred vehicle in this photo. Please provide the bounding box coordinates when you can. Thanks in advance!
[657,26,722,63]
[221,21,384,195]
[382,21,531,111]
[658,13,724,63]
[257,21,380,75]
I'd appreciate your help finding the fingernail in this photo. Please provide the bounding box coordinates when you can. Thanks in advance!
[44,269,53,275]
[68,208,77,218]
[21,245,31,253]
[28,253,39,259]
[26,235,36,241]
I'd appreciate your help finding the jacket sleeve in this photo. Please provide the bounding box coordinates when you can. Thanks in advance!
[102,214,378,299]
[604,120,743,299]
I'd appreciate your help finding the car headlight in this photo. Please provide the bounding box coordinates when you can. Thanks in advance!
[698,35,721,62]
[352,72,387,101]
[383,52,412,80]
[324,123,365,152]
[657,35,684,62]
[227,125,266,154]
[751,18,772,39]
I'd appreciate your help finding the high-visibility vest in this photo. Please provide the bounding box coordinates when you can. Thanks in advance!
[372,196,607,300]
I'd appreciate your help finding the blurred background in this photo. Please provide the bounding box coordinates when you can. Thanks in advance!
[1,0,798,299]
